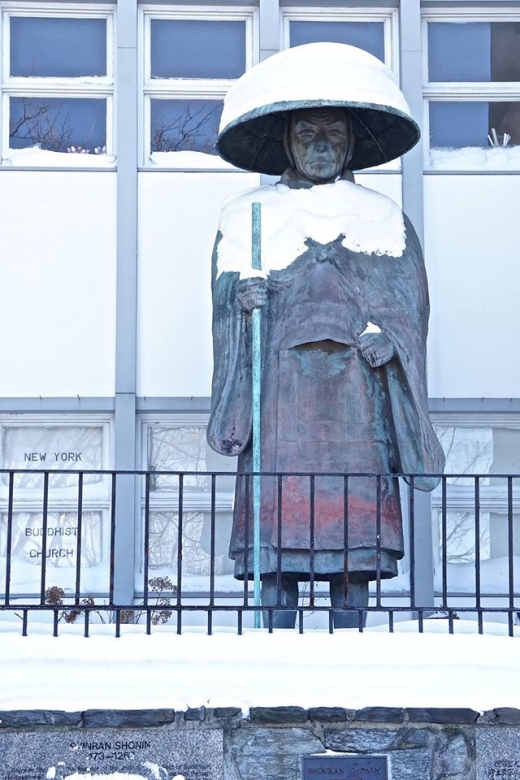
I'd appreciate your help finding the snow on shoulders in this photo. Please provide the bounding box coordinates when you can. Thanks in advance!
[217,178,405,278]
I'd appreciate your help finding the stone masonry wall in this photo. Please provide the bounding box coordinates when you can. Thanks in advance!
[0,707,519,780]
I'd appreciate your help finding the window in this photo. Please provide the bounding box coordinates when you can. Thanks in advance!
[431,416,520,596]
[281,10,397,70]
[423,10,520,171]
[0,417,113,598]
[281,8,399,171]
[1,7,115,166]
[139,417,236,594]
[142,8,257,168]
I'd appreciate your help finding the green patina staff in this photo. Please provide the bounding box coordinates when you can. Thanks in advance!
[251,202,262,627]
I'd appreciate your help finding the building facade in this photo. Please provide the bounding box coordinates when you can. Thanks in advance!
[0,0,519,612]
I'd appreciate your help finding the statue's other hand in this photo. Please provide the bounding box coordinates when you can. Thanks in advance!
[236,277,268,312]
[358,332,394,368]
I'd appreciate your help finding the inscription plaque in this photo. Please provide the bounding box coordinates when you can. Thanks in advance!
[477,727,520,780]
[302,755,388,779]
[0,728,223,780]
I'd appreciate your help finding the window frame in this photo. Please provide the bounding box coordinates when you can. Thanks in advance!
[140,5,258,169]
[138,414,235,580]
[280,7,400,172]
[430,413,520,576]
[422,8,520,170]
[280,7,399,79]
[1,3,116,165]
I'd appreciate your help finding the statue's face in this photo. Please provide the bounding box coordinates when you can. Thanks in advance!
[289,107,350,183]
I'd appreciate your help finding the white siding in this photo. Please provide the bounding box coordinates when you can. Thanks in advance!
[0,171,117,397]
[137,171,260,397]
[425,174,520,398]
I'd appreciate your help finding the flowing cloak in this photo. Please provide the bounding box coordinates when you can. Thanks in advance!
[207,175,445,582]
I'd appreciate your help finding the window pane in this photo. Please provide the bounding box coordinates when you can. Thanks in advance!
[10,97,106,153]
[429,101,520,148]
[289,21,385,62]
[10,17,107,78]
[434,425,520,484]
[151,20,246,79]
[150,99,223,154]
[428,22,520,82]
[0,511,103,568]
[1,424,105,489]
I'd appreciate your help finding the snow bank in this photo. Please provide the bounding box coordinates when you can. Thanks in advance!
[0,621,519,711]
[427,146,520,171]
[3,147,116,167]
[149,151,237,169]
[217,179,405,279]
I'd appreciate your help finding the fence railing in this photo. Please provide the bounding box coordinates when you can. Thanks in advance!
[0,469,518,636]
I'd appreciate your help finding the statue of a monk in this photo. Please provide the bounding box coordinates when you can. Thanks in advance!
[207,43,445,628]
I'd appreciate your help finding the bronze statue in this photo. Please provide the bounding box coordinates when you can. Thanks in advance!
[207,43,445,627]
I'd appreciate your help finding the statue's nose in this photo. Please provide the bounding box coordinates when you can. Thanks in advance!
[315,134,328,151]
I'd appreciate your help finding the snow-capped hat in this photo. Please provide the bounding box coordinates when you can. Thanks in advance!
[217,42,420,173]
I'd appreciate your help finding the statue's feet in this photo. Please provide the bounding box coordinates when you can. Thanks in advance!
[261,574,298,629]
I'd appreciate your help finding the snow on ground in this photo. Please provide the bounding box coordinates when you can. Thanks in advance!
[0,619,519,713]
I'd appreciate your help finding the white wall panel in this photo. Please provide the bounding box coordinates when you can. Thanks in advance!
[356,172,402,207]
[137,171,260,397]
[0,172,117,397]
[425,175,520,398]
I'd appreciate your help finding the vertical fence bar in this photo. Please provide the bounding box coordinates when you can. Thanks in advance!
[109,473,117,605]
[376,475,382,611]
[441,476,448,610]
[409,476,416,612]
[4,471,14,605]
[208,473,217,636]
[243,473,250,615]
[143,472,151,634]
[474,476,483,634]
[277,474,283,614]
[40,472,49,605]
[343,474,349,604]
[74,472,84,605]
[508,476,514,637]
[308,475,315,623]
[176,473,184,635]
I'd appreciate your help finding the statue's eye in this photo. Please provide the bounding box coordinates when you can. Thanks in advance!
[295,128,314,140]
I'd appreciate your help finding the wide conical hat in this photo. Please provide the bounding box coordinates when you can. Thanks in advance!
[217,42,420,173]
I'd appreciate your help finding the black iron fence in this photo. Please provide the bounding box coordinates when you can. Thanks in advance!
[0,469,518,635]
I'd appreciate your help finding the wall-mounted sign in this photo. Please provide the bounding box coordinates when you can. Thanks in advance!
[1,424,105,488]
[0,423,110,596]
[302,755,388,780]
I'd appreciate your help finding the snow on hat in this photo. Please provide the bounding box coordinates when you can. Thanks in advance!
[217,42,420,173]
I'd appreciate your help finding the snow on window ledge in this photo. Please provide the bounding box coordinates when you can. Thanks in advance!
[426,146,520,172]
[2,146,116,168]
[149,150,239,170]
